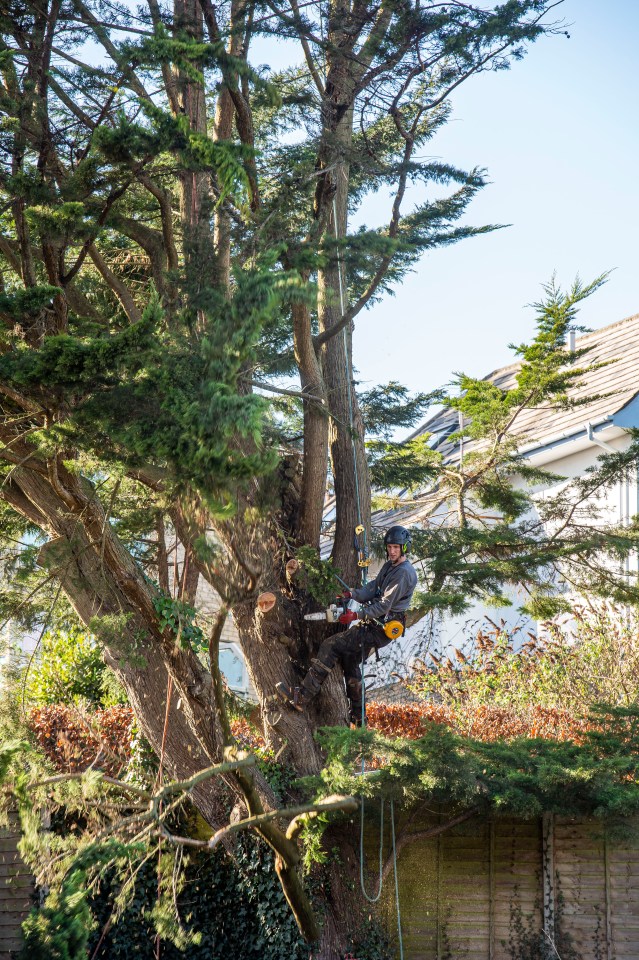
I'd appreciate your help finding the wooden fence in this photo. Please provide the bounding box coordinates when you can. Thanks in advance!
[3,806,639,958]
[0,816,33,959]
[371,810,639,959]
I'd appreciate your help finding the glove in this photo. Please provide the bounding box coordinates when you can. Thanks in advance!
[339,590,352,601]
[338,609,358,625]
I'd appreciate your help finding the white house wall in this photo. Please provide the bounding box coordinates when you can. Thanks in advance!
[371,427,639,686]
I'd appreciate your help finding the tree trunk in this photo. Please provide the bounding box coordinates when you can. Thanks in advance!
[4,466,249,826]
[292,298,329,547]
[312,0,373,585]
[225,514,373,958]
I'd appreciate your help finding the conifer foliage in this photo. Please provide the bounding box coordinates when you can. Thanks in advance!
[3,0,636,952]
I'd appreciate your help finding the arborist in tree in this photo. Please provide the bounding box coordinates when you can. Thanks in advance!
[276,526,418,725]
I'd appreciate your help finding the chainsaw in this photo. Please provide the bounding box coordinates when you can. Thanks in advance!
[304,598,404,640]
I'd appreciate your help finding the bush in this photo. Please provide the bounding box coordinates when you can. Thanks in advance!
[87,836,310,960]
[28,704,133,775]
[21,868,95,960]
[409,605,639,722]
[23,625,111,707]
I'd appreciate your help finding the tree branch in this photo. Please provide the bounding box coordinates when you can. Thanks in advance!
[381,807,478,883]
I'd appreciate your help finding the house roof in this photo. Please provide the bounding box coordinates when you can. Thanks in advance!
[320,311,639,545]
[412,310,639,461]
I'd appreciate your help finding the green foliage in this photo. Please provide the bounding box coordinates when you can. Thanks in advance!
[507,894,580,960]
[347,919,393,960]
[21,868,95,960]
[23,625,106,707]
[368,434,442,493]
[296,546,341,605]
[0,296,159,394]
[0,284,62,326]
[449,274,611,442]
[82,836,309,960]
[312,706,639,824]
[382,276,639,619]
[255,752,297,806]
[0,279,279,505]
[152,594,205,652]
[0,738,26,784]
[94,102,252,201]
[360,382,442,441]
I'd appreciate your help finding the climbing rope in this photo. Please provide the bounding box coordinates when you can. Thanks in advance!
[359,648,404,958]
[332,195,404,958]
[359,785,384,903]
[390,797,404,960]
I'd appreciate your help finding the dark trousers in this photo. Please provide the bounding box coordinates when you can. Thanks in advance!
[302,622,392,720]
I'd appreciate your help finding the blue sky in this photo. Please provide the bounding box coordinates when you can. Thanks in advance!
[347,0,639,400]
[91,1,638,403]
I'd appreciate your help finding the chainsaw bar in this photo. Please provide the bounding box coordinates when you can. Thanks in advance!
[304,612,329,621]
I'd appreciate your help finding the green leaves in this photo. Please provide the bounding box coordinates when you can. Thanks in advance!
[315,706,639,823]
[295,546,339,606]
[21,868,96,960]
[0,293,159,395]
[0,277,281,500]
[0,739,28,785]
[368,435,441,492]
[0,285,62,326]
[152,594,205,651]
[23,626,107,707]
[94,102,252,200]
[360,381,441,440]
[386,275,639,620]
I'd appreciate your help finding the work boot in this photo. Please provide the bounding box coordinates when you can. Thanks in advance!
[346,677,364,726]
[275,681,310,713]
[349,701,364,727]
[276,659,330,713]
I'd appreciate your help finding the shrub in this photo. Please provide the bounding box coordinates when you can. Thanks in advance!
[23,626,107,707]
[28,704,133,775]
[85,836,309,960]
[409,604,639,722]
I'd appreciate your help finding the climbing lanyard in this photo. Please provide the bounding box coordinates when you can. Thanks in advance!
[332,196,404,957]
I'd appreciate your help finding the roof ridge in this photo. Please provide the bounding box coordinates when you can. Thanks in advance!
[480,310,639,383]
[577,311,639,342]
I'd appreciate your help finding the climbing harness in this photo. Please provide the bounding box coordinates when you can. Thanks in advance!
[332,195,404,958]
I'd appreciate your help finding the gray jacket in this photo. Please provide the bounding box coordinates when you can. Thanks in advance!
[351,559,417,621]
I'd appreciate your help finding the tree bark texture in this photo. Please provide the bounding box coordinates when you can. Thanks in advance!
[316,96,372,585]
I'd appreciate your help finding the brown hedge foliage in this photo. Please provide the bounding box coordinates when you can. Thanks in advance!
[364,701,592,742]
[29,704,134,775]
[28,701,594,777]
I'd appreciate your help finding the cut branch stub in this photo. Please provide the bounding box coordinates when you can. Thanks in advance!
[256,592,276,614]
[285,558,300,583]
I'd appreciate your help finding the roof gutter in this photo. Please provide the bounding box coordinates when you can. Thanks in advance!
[585,421,617,453]
[515,417,613,461]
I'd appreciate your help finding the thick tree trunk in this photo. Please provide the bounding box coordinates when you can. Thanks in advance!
[312,0,373,585]
[221,504,374,957]
[4,467,231,815]
[316,104,372,585]
[292,299,329,547]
